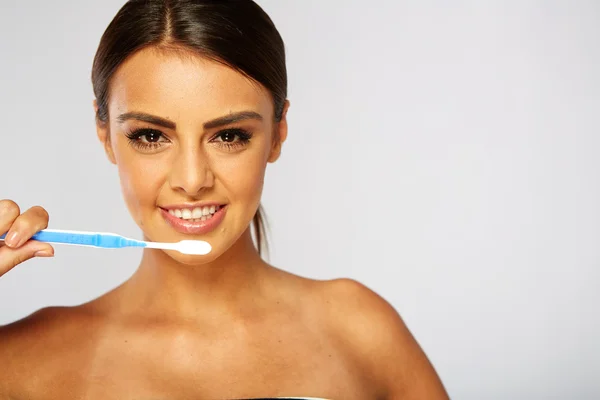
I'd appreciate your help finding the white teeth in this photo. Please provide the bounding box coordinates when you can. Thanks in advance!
[168,205,221,221]
[181,209,192,220]
[192,207,203,219]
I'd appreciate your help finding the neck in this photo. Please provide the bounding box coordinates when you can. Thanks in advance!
[117,229,269,321]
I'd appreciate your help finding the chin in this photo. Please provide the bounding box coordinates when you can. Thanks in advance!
[159,248,221,266]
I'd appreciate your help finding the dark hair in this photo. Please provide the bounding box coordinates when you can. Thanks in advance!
[92,0,287,255]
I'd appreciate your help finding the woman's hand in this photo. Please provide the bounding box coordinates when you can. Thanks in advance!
[0,200,54,277]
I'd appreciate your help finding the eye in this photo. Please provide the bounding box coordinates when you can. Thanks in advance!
[125,128,170,152]
[210,128,253,151]
[219,131,238,143]
[138,130,163,143]
[213,129,251,143]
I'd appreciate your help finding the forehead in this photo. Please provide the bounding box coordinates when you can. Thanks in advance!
[107,47,274,123]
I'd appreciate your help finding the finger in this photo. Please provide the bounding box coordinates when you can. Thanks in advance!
[0,199,21,237]
[0,240,54,277]
[3,206,50,249]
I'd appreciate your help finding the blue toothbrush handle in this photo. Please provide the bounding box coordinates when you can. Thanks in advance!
[0,230,97,245]
[32,230,100,246]
[0,229,143,249]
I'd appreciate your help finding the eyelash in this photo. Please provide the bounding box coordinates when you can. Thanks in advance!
[125,128,167,151]
[212,128,253,150]
[124,128,253,152]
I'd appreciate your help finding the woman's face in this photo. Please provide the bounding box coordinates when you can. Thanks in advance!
[95,47,286,264]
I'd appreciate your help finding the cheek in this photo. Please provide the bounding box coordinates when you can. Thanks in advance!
[115,150,166,224]
[217,148,269,206]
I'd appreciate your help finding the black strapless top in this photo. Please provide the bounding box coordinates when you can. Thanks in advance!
[236,398,330,400]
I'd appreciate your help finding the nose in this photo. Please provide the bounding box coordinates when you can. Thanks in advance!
[168,146,214,196]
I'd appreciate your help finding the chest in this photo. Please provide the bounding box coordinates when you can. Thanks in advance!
[21,326,377,400]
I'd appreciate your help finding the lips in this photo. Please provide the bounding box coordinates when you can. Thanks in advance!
[160,204,227,235]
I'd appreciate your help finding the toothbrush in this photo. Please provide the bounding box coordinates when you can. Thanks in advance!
[0,229,212,256]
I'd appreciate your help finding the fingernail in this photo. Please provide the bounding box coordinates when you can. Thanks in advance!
[34,251,54,258]
[6,232,19,247]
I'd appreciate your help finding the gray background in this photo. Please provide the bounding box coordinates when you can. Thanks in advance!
[1,1,599,398]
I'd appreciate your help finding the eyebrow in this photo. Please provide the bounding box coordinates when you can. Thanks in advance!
[116,110,263,130]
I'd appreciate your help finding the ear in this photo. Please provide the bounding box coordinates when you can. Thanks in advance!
[268,100,290,163]
[94,99,116,165]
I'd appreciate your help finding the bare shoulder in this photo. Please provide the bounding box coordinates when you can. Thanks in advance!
[0,305,98,394]
[0,306,77,358]
[312,278,450,400]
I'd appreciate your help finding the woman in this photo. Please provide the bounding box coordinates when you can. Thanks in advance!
[0,1,449,399]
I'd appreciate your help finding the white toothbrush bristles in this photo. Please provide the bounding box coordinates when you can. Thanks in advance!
[175,240,212,255]
[145,240,212,255]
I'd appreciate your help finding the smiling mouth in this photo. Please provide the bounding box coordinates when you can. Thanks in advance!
[165,205,224,223]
